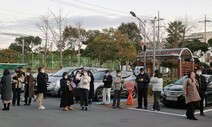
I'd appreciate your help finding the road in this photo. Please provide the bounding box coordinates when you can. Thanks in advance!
[0,97,211,127]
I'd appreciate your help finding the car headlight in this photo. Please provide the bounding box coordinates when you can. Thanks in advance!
[50,80,60,87]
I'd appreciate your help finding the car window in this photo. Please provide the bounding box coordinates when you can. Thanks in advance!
[175,76,187,85]
[111,71,131,79]
[53,68,74,77]
[94,71,105,80]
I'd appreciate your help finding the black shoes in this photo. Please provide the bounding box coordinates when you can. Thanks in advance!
[85,107,88,111]
[136,107,142,109]
[200,113,206,116]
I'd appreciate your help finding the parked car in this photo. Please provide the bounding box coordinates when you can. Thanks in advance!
[161,75,212,107]
[46,67,108,96]
[94,70,137,102]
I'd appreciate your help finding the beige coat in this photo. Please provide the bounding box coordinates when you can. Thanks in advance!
[113,76,122,90]
[183,78,201,104]
[78,75,91,90]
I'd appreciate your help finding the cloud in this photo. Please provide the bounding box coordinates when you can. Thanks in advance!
[0,15,137,48]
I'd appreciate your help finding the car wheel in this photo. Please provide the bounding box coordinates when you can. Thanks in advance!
[95,87,103,102]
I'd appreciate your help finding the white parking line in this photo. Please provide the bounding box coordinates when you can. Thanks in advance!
[194,109,212,114]
[129,107,212,117]
[128,108,185,117]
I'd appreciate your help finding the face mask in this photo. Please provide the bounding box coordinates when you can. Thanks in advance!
[196,71,202,75]
[105,73,109,76]
[26,73,30,76]
[117,73,121,77]
[84,73,88,76]
[64,76,68,79]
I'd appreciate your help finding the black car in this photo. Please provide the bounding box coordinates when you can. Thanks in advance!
[161,75,212,107]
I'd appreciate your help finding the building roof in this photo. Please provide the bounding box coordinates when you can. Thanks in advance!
[138,48,193,59]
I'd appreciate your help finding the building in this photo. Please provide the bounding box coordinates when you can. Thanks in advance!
[187,31,212,64]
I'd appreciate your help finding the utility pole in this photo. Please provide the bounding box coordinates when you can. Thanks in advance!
[199,15,211,62]
[199,15,211,43]
[157,11,164,49]
[152,17,157,73]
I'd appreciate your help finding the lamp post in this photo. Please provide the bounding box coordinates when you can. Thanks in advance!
[130,11,147,70]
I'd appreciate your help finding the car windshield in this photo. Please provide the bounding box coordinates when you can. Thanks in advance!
[94,71,105,80]
[52,68,74,77]
[175,76,187,85]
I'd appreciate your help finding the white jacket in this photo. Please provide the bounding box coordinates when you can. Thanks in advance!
[78,75,91,90]
[150,77,163,91]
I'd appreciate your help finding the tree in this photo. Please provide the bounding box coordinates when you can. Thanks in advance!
[186,39,208,53]
[9,36,42,53]
[118,22,142,51]
[85,28,136,70]
[166,21,185,48]
[50,9,67,68]
[37,12,52,67]
[208,38,212,47]
[0,49,21,63]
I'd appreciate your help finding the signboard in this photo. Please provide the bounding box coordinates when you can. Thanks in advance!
[134,66,144,76]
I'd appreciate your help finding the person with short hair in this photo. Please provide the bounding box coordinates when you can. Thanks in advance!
[112,70,124,109]
[1,69,12,111]
[37,67,47,110]
[136,68,150,109]
[150,70,163,111]
[102,70,113,105]
[195,68,207,116]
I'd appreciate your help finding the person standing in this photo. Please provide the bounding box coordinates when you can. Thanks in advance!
[112,70,124,109]
[88,70,94,104]
[150,70,163,111]
[196,68,207,116]
[183,71,201,120]
[12,72,24,106]
[73,70,82,103]
[78,70,91,111]
[1,69,12,111]
[60,72,74,111]
[136,68,150,109]
[24,68,36,106]
[37,67,47,110]
[102,70,113,105]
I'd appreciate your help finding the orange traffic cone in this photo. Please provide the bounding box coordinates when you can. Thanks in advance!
[126,82,135,106]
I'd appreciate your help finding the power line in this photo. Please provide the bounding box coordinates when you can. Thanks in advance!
[71,0,128,15]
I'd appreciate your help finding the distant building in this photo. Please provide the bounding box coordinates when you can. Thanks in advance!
[187,31,212,64]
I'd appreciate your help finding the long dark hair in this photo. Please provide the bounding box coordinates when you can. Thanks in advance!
[187,71,195,79]
[154,70,162,78]
[3,69,10,76]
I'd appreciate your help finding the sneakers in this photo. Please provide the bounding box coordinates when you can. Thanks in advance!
[38,106,46,110]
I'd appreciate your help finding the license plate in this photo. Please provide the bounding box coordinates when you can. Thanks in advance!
[166,96,178,101]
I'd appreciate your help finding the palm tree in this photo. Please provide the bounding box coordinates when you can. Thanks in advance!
[166,21,185,48]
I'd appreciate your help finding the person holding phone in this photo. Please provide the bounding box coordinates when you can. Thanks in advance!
[136,68,150,109]
[112,70,124,109]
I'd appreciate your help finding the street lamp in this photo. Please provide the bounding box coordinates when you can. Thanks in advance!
[130,11,147,70]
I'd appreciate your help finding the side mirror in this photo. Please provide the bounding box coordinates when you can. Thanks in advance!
[208,82,212,88]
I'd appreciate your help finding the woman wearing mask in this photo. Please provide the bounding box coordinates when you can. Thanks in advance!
[37,67,47,110]
[60,72,74,111]
[150,70,163,111]
[78,70,91,111]
[24,68,36,106]
[88,70,94,104]
[73,71,82,103]
[12,72,24,106]
[112,70,124,109]
[183,71,201,120]
[1,69,12,111]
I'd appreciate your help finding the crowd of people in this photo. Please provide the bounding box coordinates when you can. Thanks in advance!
[0,66,209,121]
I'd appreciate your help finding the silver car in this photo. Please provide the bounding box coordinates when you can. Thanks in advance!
[46,67,108,96]
[94,71,137,102]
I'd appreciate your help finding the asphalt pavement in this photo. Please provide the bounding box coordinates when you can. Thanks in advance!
[0,97,212,127]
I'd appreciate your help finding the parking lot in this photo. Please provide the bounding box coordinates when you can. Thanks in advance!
[0,97,212,127]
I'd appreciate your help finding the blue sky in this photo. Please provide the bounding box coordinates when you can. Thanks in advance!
[0,0,212,48]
